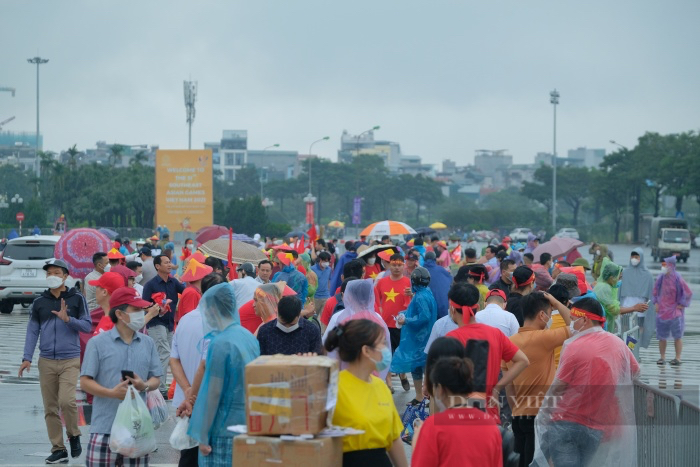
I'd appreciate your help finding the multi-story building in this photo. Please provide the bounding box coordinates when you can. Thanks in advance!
[0,131,42,170]
[567,147,605,168]
[337,130,402,171]
[474,150,513,176]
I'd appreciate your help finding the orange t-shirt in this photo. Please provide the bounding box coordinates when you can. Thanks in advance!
[501,326,570,416]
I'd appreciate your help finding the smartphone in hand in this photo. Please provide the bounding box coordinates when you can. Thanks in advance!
[121,370,135,383]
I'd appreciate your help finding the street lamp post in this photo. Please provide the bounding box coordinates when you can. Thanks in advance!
[550,89,559,233]
[307,136,330,227]
[27,56,49,181]
[11,194,23,235]
[259,144,280,202]
[355,125,381,156]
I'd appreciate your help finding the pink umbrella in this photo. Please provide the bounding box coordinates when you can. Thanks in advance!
[54,228,112,279]
[195,225,229,245]
[532,237,584,262]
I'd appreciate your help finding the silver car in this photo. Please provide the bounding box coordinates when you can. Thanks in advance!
[0,235,78,314]
[555,228,580,240]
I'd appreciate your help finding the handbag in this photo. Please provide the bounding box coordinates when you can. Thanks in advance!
[400,398,429,445]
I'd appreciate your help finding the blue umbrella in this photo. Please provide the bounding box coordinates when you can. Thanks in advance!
[219,233,258,246]
[98,228,119,239]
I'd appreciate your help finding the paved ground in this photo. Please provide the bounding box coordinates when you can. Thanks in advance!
[1,243,697,464]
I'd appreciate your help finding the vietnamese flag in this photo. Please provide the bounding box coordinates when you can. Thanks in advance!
[451,244,462,264]
[227,227,236,281]
[306,225,318,247]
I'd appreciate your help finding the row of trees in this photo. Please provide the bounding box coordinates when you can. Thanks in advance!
[520,131,700,242]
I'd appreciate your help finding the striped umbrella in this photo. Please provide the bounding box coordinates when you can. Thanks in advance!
[360,220,416,237]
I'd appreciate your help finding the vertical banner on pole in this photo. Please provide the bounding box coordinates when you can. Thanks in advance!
[352,197,362,226]
[305,202,314,225]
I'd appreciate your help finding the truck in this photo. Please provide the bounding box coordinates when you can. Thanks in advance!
[650,217,691,263]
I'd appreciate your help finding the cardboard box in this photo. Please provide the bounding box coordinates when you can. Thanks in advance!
[245,355,339,435]
[234,435,342,466]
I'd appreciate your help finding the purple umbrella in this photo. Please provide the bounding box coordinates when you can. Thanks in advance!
[532,237,584,262]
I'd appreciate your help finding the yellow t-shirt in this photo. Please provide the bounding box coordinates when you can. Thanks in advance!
[551,313,567,367]
[332,370,403,453]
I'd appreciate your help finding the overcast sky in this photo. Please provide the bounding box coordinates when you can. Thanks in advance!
[2,1,699,166]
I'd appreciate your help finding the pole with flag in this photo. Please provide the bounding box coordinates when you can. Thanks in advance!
[227,227,237,280]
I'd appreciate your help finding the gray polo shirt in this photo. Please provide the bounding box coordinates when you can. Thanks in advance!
[81,327,162,434]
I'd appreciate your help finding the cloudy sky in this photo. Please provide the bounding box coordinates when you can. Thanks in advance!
[2,1,699,166]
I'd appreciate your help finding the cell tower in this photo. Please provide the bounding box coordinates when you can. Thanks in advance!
[184,80,197,150]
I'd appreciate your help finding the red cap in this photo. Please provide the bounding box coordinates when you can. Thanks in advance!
[88,272,125,295]
[486,289,507,301]
[109,287,152,309]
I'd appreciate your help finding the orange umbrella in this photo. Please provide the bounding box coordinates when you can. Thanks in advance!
[360,220,416,237]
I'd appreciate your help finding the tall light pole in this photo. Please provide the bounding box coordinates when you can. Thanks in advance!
[308,136,330,195]
[27,56,48,180]
[184,81,197,150]
[355,125,380,156]
[260,144,280,201]
[307,136,330,227]
[550,89,559,233]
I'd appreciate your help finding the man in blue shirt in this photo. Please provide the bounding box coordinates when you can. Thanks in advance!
[272,250,308,303]
[311,251,332,318]
[142,254,185,395]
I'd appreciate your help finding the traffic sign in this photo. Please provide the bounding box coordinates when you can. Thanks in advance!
[16,212,24,222]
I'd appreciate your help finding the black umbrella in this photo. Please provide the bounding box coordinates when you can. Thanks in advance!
[285,231,309,239]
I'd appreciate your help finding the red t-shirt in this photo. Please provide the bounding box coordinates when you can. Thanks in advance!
[239,299,262,335]
[320,287,342,325]
[374,276,412,329]
[94,315,114,336]
[363,263,382,280]
[447,324,520,419]
[411,408,503,467]
[176,286,202,324]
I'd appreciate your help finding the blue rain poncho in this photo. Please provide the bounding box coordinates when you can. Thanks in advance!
[272,265,308,303]
[390,284,437,373]
[423,258,452,319]
[188,283,260,462]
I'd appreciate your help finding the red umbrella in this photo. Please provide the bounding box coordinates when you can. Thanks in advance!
[54,228,112,280]
[195,225,229,244]
[532,237,584,262]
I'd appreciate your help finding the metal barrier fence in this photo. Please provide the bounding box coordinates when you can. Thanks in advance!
[615,312,641,360]
[634,380,700,466]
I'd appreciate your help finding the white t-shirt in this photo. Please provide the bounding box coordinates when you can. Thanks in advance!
[230,276,260,312]
[622,296,647,318]
[475,303,520,336]
[170,306,205,407]
[424,315,459,354]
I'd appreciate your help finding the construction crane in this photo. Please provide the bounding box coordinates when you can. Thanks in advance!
[0,87,16,97]
[0,116,15,131]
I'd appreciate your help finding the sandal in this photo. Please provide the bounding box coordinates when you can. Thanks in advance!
[400,377,411,392]
[408,398,421,406]
[670,359,682,366]
[656,359,666,365]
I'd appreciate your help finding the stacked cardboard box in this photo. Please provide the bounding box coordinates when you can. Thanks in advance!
[233,355,341,466]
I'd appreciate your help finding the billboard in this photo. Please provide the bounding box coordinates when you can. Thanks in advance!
[155,149,213,233]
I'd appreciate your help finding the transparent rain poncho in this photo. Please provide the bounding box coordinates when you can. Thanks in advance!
[323,279,392,379]
[593,257,622,333]
[188,283,260,449]
[389,283,437,374]
[531,326,639,467]
[652,255,692,321]
[253,282,284,324]
[620,248,655,347]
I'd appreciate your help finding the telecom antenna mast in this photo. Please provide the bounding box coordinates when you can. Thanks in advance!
[183,80,197,150]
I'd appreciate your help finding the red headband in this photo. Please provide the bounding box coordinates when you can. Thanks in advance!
[570,307,606,323]
[449,299,479,317]
[512,272,535,288]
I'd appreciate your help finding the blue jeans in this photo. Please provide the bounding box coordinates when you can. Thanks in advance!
[546,421,603,467]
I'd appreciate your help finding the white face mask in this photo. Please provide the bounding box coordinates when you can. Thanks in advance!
[544,315,552,329]
[367,258,376,265]
[596,250,601,256]
[661,266,668,274]
[276,321,299,333]
[321,262,330,269]
[569,318,582,336]
[46,275,65,290]
[135,274,143,283]
[188,244,195,252]
[103,263,111,272]
[630,258,640,266]
[123,310,145,332]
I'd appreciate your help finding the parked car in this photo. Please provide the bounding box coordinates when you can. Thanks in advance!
[0,235,78,314]
[555,228,580,240]
[509,228,532,243]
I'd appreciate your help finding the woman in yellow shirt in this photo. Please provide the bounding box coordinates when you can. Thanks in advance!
[325,319,408,467]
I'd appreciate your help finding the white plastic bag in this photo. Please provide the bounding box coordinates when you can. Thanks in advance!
[169,416,199,450]
[109,386,156,458]
[146,389,169,429]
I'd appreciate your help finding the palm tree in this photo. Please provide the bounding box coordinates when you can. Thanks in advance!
[66,144,80,171]
[108,144,125,167]
[129,150,148,166]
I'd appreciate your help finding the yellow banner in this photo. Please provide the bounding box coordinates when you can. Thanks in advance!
[155,149,213,233]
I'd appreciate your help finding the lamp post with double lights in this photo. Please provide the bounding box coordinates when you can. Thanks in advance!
[355,125,380,156]
[260,144,280,204]
[550,89,559,233]
[27,56,48,182]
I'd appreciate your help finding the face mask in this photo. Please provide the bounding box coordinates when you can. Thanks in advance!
[544,315,552,329]
[596,250,601,256]
[548,265,555,275]
[615,280,622,288]
[506,271,513,282]
[46,275,65,289]
[276,321,299,333]
[661,267,668,274]
[124,310,145,332]
[134,274,143,283]
[370,346,392,372]
[435,395,448,413]
[321,262,330,268]
[630,258,640,266]
[367,258,376,265]
[569,318,581,336]
[187,244,195,252]
[103,263,111,272]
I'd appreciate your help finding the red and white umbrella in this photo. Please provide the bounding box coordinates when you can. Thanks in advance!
[360,220,416,237]
[54,228,112,279]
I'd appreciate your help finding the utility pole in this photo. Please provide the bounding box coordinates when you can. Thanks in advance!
[184,81,197,150]
[550,89,559,233]
[27,57,48,180]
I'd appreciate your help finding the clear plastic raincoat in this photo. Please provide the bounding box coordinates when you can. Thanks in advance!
[323,279,392,379]
[652,255,692,321]
[188,283,260,465]
[620,248,655,347]
[593,257,622,333]
[531,326,639,467]
[253,282,284,335]
[389,283,437,374]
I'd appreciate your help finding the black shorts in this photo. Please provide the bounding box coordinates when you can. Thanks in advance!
[389,327,401,353]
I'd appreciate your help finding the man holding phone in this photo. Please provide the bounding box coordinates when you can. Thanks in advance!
[80,287,162,466]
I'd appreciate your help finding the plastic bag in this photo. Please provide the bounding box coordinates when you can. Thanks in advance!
[169,416,199,450]
[109,386,156,458]
[400,398,429,445]
[146,389,169,430]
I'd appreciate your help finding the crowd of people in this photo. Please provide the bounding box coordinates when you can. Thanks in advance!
[16,230,693,466]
